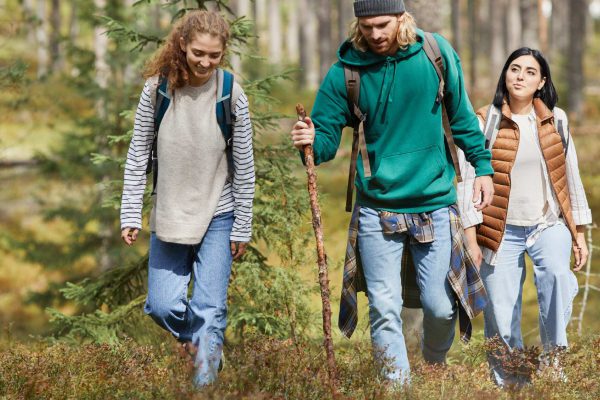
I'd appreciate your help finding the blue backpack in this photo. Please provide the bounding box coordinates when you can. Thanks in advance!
[146,69,236,193]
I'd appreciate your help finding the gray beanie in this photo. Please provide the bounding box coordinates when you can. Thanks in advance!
[353,0,405,17]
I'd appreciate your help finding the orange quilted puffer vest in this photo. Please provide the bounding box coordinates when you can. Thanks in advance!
[475,98,577,253]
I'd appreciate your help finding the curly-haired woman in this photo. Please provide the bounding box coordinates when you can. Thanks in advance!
[119,10,255,386]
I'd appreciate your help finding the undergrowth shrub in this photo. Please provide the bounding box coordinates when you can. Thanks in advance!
[1,334,599,399]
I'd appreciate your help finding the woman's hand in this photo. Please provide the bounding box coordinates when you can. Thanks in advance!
[473,175,494,211]
[121,227,139,246]
[464,226,483,269]
[572,229,589,271]
[231,241,247,261]
[290,116,315,150]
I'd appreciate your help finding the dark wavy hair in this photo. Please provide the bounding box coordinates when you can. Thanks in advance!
[492,47,558,110]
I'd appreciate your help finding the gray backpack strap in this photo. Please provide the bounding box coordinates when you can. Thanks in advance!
[553,109,570,156]
[423,32,461,182]
[422,32,445,104]
[483,105,502,150]
[344,64,370,212]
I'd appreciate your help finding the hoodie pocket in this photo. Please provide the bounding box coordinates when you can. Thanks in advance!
[367,145,446,201]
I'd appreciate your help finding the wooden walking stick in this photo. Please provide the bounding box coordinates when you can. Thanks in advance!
[296,103,340,394]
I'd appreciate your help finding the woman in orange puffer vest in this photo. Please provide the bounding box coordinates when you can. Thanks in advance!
[457,47,592,387]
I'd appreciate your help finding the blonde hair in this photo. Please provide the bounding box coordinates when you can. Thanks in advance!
[143,10,230,89]
[349,12,417,52]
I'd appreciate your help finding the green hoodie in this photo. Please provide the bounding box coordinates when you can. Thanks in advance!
[310,29,493,213]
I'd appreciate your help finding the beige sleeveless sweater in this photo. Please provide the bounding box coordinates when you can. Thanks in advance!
[149,73,239,244]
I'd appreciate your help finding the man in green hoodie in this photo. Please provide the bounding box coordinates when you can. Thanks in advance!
[291,0,494,384]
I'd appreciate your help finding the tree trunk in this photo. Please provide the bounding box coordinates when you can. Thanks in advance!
[49,0,63,73]
[338,0,354,44]
[468,0,477,90]
[231,0,251,73]
[520,0,539,48]
[451,0,461,54]
[506,0,521,52]
[254,0,267,50]
[550,0,569,60]
[93,0,111,272]
[408,0,443,32]
[567,0,587,120]
[537,0,548,53]
[316,0,332,81]
[298,0,318,89]
[268,0,282,64]
[22,0,36,44]
[286,0,300,64]
[36,0,49,78]
[69,0,79,45]
[489,0,506,79]
[94,0,109,98]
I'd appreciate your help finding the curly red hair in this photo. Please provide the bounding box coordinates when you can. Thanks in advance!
[143,10,230,89]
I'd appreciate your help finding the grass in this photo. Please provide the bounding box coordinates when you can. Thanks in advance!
[0,333,598,399]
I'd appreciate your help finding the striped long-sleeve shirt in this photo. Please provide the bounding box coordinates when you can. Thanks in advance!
[120,77,255,243]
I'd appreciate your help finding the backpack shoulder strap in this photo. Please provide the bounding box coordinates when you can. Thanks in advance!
[422,32,445,104]
[482,104,502,150]
[343,64,371,212]
[216,69,236,177]
[553,108,570,156]
[147,77,171,194]
[423,32,462,182]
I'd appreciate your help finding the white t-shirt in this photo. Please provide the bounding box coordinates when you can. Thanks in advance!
[506,112,548,226]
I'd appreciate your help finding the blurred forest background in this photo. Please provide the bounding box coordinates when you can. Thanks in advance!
[1,0,600,398]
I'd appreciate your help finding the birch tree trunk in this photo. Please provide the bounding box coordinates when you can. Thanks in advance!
[286,0,300,64]
[231,0,251,73]
[451,0,461,54]
[408,0,443,33]
[338,0,354,44]
[268,0,282,65]
[506,0,521,51]
[550,0,569,60]
[68,0,79,45]
[94,0,111,271]
[567,0,588,120]
[254,0,267,51]
[316,0,332,81]
[49,0,62,73]
[520,0,539,48]
[36,0,49,78]
[468,0,477,90]
[537,0,548,53]
[22,0,36,45]
[489,0,506,79]
[298,0,318,88]
[94,0,109,102]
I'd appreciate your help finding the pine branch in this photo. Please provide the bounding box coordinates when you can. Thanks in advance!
[47,295,146,345]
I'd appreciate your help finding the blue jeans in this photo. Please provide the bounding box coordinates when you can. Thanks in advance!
[358,206,456,383]
[145,212,234,386]
[480,223,578,387]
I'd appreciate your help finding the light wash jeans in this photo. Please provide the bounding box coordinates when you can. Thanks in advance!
[357,206,456,384]
[145,211,234,387]
[480,223,578,387]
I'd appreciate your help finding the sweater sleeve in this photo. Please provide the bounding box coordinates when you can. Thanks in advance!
[310,63,352,165]
[229,92,255,242]
[120,80,156,230]
[555,108,593,226]
[456,117,485,228]
[435,34,493,177]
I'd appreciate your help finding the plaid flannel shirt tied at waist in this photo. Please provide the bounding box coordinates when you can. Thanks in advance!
[338,204,487,342]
